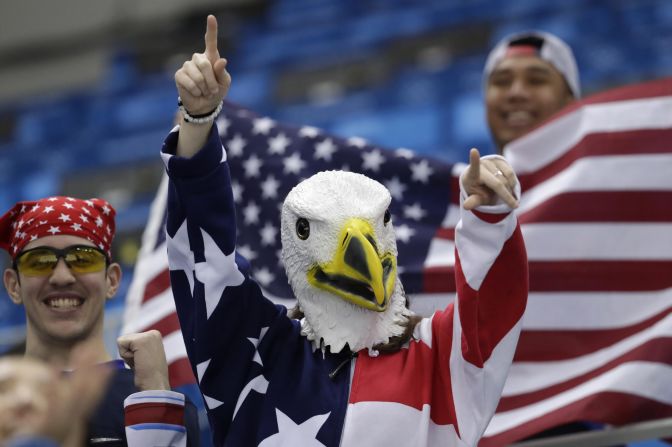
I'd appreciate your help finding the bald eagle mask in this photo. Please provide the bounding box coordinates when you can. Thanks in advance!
[281,171,412,353]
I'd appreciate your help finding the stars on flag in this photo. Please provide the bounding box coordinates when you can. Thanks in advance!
[227,134,246,157]
[283,153,306,175]
[314,139,337,161]
[253,117,275,135]
[361,149,386,172]
[410,159,433,183]
[269,133,291,155]
[261,176,281,200]
[259,223,277,247]
[403,203,427,221]
[243,202,261,225]
[243,154,264,178]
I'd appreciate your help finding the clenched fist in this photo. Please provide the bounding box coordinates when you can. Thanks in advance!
[117,330,171,391]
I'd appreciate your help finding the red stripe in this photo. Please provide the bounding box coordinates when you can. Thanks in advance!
[480,392,672,447]
[450,176,461,205]
[519,191,672,223]
[168,357,196,388]
[514,307,671,362]
[142,269,171,303]
[501,337,672,411]
[518,128,672,190]
[528,260,672,292]
[144,312,182,338]
[141,316,195,387]
[125,402,184,426]
[424,265,457,293]
[424,261,672,293]
[546,77,672,124]
[435,227,455,240]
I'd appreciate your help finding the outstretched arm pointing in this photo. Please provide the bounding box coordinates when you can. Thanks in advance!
[175,14,231,158]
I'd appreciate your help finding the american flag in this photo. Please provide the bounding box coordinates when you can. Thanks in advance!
[122,77,672,444]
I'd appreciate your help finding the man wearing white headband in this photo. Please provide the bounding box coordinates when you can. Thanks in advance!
[483,31,580,153]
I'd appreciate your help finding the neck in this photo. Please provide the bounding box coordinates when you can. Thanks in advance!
[24,332,111,368]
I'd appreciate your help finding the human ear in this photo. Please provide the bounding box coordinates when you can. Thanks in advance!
[105,263,122,300]
[3,268,23,305]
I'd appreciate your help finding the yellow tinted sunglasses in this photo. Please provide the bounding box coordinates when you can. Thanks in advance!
[14,245,109,277]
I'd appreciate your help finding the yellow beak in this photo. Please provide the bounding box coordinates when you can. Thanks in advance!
[307,218,396,312]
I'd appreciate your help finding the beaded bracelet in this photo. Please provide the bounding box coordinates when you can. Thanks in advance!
[178,97,224,124]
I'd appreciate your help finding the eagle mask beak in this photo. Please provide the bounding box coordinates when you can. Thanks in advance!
[307,218,397,312]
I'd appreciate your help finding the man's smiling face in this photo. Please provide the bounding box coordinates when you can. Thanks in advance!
[4,234,120,347]
[486,55,574,151]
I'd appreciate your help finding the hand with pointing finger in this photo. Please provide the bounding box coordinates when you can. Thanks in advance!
[175,14,231,116]
[461,148,519,210]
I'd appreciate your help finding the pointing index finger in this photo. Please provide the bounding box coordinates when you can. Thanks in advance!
[204,14,219,63]
[467,148,481,181]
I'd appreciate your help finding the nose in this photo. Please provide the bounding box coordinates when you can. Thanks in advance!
[506,77,530,100]
[48,258,76,286]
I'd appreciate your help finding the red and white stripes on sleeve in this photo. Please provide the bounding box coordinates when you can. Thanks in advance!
[124,390,187,447]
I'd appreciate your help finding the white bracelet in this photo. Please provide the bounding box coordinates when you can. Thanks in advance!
[178,97,223,124]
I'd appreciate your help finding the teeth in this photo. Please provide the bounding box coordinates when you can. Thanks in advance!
[46,298,82,309]
[506,110,533,125]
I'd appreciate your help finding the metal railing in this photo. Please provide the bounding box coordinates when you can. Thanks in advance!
[511,418,672,447]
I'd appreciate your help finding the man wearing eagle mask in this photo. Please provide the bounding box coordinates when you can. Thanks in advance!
[163,15,528,447]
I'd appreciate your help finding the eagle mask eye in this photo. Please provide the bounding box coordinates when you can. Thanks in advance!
[384,209,391,226]
[296,218,310,240]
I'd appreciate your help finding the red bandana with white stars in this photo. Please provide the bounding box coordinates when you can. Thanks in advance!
[0,196,116,259]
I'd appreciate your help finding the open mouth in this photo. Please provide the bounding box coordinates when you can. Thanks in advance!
[504,110,536,128]
[43,296,84,310]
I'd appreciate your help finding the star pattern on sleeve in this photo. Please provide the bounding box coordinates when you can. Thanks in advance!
[259,409,330,447]
[196,228,245,319]
[166,219,196,296]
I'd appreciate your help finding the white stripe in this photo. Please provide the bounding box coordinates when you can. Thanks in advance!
[121,290,176,334]
[121,174,169,335]
[523,289,672,330]
[426,221,672,265]
[340,402,460,447]
[521,222,672,260]
[507,96,672,173]
[451,297,523,445]
[408,293,454,317]
[124,390,185,406]
[425,237,455,268]
[163,330,188,365]
[502,312,672,396]
[518,154,672,215]
[486,361,672,437]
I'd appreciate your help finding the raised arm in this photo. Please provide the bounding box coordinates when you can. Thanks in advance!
[174,14,231,157]
[444,148,528,444]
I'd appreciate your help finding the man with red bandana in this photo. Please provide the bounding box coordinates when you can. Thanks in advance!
[483,31,580,153]
[0,196,199,446]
